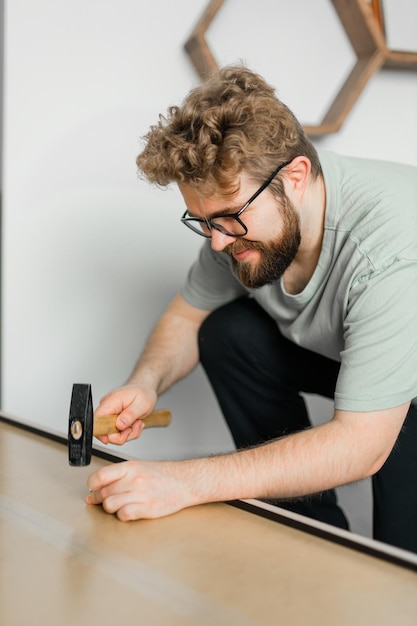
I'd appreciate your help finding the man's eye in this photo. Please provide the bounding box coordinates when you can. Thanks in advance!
[214,215,236,226]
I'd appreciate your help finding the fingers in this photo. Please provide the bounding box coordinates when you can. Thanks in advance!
[104,420,145,446]
[114,503,142,522]
[114,407,142,431]
[86,489,102,506]
[87,489,147,522]
[87,462,128,492]
[87,489,136,519]
[93,421,143,446]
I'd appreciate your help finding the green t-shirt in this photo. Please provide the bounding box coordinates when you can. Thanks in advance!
[182,151,417,412]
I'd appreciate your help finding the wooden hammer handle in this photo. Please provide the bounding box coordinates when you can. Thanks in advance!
[93,409,171,437]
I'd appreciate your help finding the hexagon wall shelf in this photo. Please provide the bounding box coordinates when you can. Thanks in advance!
[184,0,417,136]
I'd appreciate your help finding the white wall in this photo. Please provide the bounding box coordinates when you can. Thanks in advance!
[2,0,417,537]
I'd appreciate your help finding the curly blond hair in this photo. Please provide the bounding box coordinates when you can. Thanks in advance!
[136,65,321,198]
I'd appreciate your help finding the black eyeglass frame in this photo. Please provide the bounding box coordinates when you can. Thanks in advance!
[180,159,293,238]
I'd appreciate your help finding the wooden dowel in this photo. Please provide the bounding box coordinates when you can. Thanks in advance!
[93,410,171,437]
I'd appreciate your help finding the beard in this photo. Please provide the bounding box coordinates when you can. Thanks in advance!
[224,199,301,289]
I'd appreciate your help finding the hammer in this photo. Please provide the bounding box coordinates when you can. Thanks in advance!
[68,383,171,466]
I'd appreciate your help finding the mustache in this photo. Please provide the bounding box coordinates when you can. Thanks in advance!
[224,239,265,256]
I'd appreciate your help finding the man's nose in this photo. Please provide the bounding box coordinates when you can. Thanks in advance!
[210,228,236,252]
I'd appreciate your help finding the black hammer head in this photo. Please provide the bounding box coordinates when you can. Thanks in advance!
[68,383,93,466]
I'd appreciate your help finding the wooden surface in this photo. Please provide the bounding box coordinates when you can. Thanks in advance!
[1,419,417,626]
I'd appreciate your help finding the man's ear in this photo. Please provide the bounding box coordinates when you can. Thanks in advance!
[283,156,311,198]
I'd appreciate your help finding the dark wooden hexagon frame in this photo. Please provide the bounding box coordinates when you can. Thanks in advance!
[184,0,417,136]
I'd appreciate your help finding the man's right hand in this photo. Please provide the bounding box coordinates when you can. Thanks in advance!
[93,384,158,445]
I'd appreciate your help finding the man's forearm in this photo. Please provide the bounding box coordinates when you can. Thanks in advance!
[174,423,351,506]
[175,406,407,507]
[127,315,198,394]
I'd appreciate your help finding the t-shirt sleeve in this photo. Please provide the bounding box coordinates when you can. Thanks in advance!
[334,259,417,411]
[181,241,248,311]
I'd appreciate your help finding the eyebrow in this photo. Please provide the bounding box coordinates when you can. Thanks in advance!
[187,203,243,220]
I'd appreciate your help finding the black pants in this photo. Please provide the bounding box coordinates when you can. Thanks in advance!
[198,297,417,553]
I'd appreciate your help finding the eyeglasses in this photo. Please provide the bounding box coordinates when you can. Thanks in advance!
[180,160,292,238]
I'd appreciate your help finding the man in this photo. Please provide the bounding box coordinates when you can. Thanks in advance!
[86,65,417,553]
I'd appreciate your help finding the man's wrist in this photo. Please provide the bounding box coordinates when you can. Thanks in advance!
[169,452,251,508]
